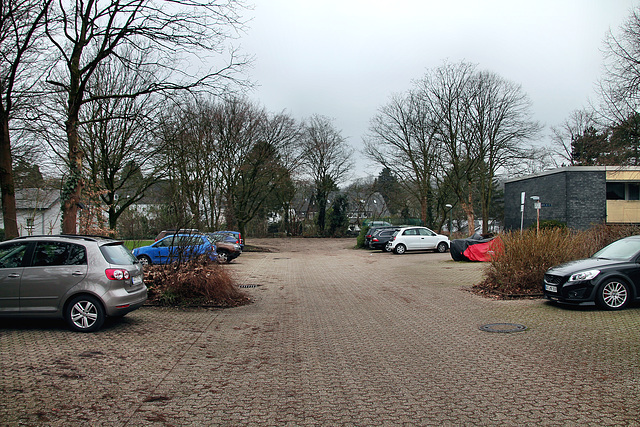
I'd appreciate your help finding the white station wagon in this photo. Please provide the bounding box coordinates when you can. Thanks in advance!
[386,227,450,254]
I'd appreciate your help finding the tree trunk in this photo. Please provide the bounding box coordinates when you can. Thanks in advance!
[316,189,327,234]
[463,181,475,236]
[224,189,236,230]
[62,116,84,235]
[0,116,18,239]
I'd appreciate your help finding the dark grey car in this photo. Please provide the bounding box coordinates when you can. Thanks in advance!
[0,235,147,332]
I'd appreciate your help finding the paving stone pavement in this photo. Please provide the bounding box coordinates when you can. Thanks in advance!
[1,238,640,426]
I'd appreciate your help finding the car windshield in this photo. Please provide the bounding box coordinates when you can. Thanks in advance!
[592,238,640,260]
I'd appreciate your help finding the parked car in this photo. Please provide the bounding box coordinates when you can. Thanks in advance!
[364,225,398,248]
[0,235,147,332]
[208,233,242,263]
[155,229,201,241]
[543,235,640,310]
[386,227,450,254]
[133,234,217,266]
[211,230,244,250]
[369,227,401,251]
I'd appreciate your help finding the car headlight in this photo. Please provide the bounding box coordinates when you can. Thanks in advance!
[568,269,600,282]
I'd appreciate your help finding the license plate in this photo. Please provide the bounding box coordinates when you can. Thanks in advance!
[132,275,143,286]
[545,284,557,293]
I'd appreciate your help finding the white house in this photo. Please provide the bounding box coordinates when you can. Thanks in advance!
[0,188,62,236]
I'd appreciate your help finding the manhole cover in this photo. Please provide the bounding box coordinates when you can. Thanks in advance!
[479,323,527,333]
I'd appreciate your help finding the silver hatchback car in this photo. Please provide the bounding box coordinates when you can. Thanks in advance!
[0,235,147,332]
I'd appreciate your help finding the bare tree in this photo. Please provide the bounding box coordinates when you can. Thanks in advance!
[300,115,353,234]
[44,0,248,233]
[251,112,301,236]
[80,52,165,230]
[466,70,541,233]
[417,61,478,233]
[158,98,217,230]
[158,96,301,238]
[209,96,266,231]
[364,90,441,227]
[0,0,52,238]
[551,109,599,165]
[599,6,640,125]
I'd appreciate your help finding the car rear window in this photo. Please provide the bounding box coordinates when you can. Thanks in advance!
[101,243,138,265]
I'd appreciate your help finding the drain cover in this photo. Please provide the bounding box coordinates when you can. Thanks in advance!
[479,323,527,333]
[239,284,259,289]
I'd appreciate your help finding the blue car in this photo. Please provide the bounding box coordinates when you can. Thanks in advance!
[133,234,217,266]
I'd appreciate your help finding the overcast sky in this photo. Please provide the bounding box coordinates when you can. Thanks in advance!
[237,0,638,183]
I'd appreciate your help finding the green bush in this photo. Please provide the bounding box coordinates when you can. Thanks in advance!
[476,224,640,297]
[356,226,369,248]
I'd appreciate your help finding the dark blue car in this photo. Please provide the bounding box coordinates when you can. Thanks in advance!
[133,234,217,266]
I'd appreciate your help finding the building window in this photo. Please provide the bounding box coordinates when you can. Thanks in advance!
[606,182,640,200]
[26,217,34,228]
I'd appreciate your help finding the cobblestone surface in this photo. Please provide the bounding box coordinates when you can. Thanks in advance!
[2,238,640,426]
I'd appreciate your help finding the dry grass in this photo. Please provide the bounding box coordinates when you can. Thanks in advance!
[475,224,640,298]
[143,258,250,307]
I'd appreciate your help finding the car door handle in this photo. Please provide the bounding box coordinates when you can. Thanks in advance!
[72,271,84,276]
[8,273,20,278]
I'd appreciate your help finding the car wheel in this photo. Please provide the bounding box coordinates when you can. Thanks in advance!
[436,242,448,253]
[217,250,229,263]
[596,279,630,310]
[65,295,105,332]
[394,244,406,255]
[137,255,151,266]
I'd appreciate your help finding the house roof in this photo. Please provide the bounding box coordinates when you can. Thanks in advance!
[15,188,60,210]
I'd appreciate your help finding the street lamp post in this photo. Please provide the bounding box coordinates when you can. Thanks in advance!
[530,196,541,234]
[520,192,525,233]
[445,204,453,236]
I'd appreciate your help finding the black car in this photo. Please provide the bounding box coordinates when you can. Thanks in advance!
[364,226,398,248]
[543,236,640,310]
[369,227,400,251]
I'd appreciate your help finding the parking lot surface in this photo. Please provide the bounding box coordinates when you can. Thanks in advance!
[2,238,640,426]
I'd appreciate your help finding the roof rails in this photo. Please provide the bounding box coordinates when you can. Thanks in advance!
[12,234,116,243]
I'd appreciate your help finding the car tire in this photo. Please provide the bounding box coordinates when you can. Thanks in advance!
[393,244,406,255]
[436,242,448,253]
[65,295,105,333]
[596,279,630,310]
[137,255,152,266]
[217,250,229,263]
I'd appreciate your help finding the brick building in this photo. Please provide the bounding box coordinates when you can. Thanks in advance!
[504,166,640,230]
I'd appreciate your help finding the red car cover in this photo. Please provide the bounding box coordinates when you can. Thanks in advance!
[450,235,503,262]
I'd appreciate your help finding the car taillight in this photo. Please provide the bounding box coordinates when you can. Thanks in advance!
[105,268,130,280]
[372,238,379,242]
